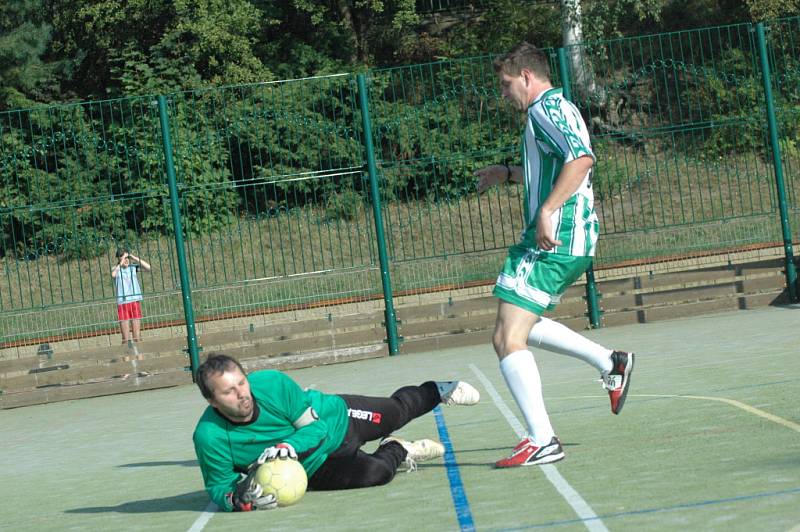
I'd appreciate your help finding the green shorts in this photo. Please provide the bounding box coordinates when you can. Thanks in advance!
[493,245,593,315]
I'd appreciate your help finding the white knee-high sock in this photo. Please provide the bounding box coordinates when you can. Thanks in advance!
[528,317,613,373]
[500,350,554,446]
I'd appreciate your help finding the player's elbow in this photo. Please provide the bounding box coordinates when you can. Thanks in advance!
[575,154,594,171]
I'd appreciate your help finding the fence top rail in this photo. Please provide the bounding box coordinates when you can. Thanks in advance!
[174,71,353,97]
[0,93,159,118]
[0,73,354,118]
[563,20,756,51]
[371,53,501,74]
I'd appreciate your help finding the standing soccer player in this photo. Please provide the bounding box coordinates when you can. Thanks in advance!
[474,42,634,467]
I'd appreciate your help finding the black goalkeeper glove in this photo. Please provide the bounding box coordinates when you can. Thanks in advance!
[230,469,278,511]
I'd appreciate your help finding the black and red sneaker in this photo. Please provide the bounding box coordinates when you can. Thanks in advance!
[603,351,634,415]
[495,436,565,468]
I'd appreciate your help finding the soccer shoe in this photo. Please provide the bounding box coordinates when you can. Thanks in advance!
[602,351,635,415]
[381,436,445,471]
[436,381,480,406]
[495,436,564,468]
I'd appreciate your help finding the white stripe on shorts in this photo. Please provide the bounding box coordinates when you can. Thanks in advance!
[496,273,561,308]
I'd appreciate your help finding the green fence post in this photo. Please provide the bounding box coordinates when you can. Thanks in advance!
[557,48,603,327]
[157,95,202,379]
[755,23,799,302]
[356,73,401,354]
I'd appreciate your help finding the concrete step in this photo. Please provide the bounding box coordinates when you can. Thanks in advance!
[0,325,389,393]
[0,344,388,409]
[596,260,789,326]
[0,311,389,381]
[0,342,183,379]
[0,370,193,409]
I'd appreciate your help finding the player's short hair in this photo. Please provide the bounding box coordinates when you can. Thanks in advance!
[493,42,551,82]
[197,353,247,399]
[115,247,129,259]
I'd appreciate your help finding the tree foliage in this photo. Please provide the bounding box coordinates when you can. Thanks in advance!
[0,0,59,110]
[2,1,800,261]
[47,0,273,98]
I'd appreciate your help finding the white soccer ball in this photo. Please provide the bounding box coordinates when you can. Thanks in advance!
[255,459,308,507]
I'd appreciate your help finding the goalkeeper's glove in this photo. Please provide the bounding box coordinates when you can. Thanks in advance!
[257,442,298,463]
[230,470,278,511]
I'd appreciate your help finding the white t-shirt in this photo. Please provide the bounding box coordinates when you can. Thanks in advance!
[114,265,143,304]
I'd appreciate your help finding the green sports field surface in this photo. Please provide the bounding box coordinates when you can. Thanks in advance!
[2,305,799,531]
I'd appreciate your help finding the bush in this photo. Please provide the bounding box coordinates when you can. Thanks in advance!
[324,190,363,222]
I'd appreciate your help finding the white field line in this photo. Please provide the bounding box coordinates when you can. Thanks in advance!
[536,348,794,389]
[187,501,218,532]
[551,392,800,434]
[638,394,800,433]
[469,363,609,532]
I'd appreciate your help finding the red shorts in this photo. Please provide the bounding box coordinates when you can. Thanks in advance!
[117,301,143,321]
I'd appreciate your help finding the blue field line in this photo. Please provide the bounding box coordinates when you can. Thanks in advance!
[489,486,800,530]
[433,405,476,532]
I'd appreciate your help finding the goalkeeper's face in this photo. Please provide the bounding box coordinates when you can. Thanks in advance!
[207,367,255,422]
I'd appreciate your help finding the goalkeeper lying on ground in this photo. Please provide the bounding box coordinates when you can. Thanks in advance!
[193,353,480,511]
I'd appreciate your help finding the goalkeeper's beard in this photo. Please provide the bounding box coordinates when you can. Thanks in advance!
[236,396,254,419]
[220,395,254,422]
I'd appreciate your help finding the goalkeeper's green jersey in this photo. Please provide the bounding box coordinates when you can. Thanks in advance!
[193,370,349,511]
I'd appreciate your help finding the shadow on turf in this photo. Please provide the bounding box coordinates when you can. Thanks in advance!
[407,443,580,469]
[117,459,198,468]
[66,491,209,514]
[450,443,580,454]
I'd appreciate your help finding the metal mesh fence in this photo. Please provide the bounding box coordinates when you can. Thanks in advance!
[564,23,793,264]
[0,96,185,343]
[1,20,797,347]
[164,76,383,323]
[769,17,800,229]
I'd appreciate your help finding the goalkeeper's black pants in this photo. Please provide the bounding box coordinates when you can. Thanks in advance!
[308,381,441,490]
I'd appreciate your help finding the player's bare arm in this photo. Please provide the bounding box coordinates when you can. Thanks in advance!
[111,252,127,278]
[129,254,152,272]
[474,164,523,194]
[536,155,594,251]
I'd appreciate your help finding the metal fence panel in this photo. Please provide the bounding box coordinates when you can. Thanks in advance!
[166,76,383,323]
[367,56,529,291]
[768,17,800,224]
[0,97,183,344]
[1,18,798,347]
[564,23,792,265]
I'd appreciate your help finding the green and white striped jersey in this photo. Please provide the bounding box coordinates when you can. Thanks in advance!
[521,87,599,256]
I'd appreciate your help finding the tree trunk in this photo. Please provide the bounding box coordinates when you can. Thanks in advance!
[560,0,601,102]
[334,0,362,65]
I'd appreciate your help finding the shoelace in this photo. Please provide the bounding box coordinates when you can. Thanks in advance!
[401,457,418,473]
[600,373,622,391]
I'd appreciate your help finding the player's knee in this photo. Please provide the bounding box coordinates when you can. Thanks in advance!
[491,329,506,357]
[364,461,395,487]
[493,332,528,359]
[492,332,523,358]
